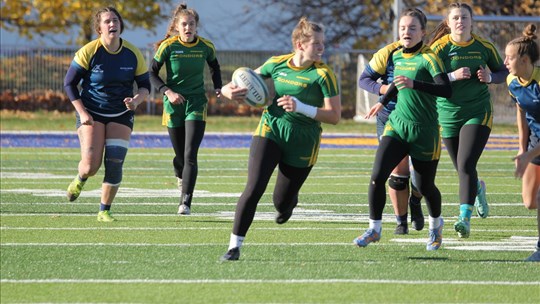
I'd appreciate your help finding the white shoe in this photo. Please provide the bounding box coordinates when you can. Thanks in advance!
[177,204,190,215]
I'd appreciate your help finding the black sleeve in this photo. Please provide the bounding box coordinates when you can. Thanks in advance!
[489,66,509,84]
[207,58,223,89]
[412,73,452,98]
[63,64,84,102]
[378,82,397,106]
[149,59,169,95]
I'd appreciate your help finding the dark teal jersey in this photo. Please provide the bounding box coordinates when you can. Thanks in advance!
[507,66,540,137]
[68,38,149,115]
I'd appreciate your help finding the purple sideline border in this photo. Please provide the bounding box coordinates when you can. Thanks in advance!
[0,131,518,150]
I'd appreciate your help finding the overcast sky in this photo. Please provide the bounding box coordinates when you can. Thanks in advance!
[0,0,284,50]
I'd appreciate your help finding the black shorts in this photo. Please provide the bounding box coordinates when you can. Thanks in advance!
[76,110,134,130]
[528,132,540,166]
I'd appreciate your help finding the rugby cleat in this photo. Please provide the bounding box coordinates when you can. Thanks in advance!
[426,219,444,251]
[177,204,191,215]
[353,228,381,247]
[525,249,540,262]
[394,223,409,235]
[454,216,470,238]
[220,247,240,261]
[66,176,86,202]
[409,196,425,231]
[475,180,489,218]
[97,210,117,222]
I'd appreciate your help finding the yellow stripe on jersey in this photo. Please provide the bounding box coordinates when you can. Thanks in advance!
[421,46,445,75]
[264,53,294,66]
[472,33,503,65]
[368,41,402,75]
[314,62,339,96]
[74,39,102,70]
[198,37,217,54]
[123,40,148,76]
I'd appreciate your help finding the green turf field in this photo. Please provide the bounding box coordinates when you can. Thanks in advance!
[1,147,539,303]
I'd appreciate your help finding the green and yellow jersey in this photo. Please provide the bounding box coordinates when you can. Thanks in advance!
[259,53,339,126]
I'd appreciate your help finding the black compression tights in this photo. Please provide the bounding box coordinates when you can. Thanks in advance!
[232,136,312,236]
[443,124,491,205]
[167,120,206,195]
[369,136,442,220]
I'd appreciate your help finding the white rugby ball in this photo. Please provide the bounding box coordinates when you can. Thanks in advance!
[231,67,269,108]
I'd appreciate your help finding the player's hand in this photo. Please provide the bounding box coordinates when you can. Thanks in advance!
[512,151,533,179]
[477,65,491,83]
[221,83,248,102]
[393,75,413,90]
[79,111,94,126]
[453,67,471,80]
[277,95,297,112]
[124,97,141,111]
[365,103,384,119]
[165,90,185,105]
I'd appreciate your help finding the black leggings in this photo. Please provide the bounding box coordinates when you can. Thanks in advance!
[369,136,441,220]
[443,124,491,205]
[167,120,206,195]
[232,136,312,236]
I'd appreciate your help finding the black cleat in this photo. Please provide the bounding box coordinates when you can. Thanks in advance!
[409,196,425,231]
[220,247,240,261]
[275,209,293,224]
[394,223,409,235]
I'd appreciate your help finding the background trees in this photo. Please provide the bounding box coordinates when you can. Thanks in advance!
[0,0,173,45]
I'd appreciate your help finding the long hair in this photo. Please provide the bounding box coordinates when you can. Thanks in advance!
[154,3,199,51]
[291,17,324,51]
[428,2,473,45]
[507,24,539,64]
[93,7,124,36]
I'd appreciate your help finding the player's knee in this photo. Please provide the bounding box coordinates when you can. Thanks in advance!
[103,139,129,186]
[388,174,409,191]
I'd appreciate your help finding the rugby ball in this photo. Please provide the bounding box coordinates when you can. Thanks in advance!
[231,67,269,108]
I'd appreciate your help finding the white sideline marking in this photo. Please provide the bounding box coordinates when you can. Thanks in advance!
[1,278,538,286]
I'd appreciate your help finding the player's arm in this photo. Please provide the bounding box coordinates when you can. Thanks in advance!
[64,63,93,125]
[207,58,223,97]
[394,73,452,98]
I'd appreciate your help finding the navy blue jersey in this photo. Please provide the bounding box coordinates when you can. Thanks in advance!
[507,66,540,137]
[359,41,402,114]
[65,38,150,116]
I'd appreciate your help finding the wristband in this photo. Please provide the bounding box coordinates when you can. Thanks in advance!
[292,97,317,118]
[487,73,492,84]
[447,72,456,82]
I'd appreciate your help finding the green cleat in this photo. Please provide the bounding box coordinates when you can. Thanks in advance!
[97,210,117,222]
[454,216,470,238]
[475,180,489,218]
[66,176,86,202]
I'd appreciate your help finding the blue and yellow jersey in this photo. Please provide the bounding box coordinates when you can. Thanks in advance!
[507,66,540,136]
[364,41,402,112]
[391,45,446,125]
[68,38,149,115]
[153,36,217,96]
[260,53,339,126]
[431,33,505,109]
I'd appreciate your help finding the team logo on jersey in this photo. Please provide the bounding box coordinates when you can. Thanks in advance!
[92,64,104,73]
[448,52,457,57]
[173,50,184,54]
[120,66,134,71]
[278,72,287,77]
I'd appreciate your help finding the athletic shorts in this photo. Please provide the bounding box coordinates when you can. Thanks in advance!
[383,114,441,161]
[253,110,322,168]
[376,109,391,141]
[76,110,134,130]
[162,94,208,128]
[438,101,493,138]
[528,132,540,166]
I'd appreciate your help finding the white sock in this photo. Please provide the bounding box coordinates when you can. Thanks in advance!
[229,233,244,250]
[368,219,382,233]
[429,216,442,229]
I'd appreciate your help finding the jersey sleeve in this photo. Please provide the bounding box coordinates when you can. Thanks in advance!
[315,62,339,98]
